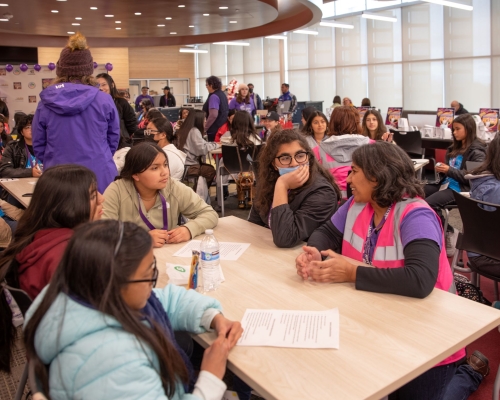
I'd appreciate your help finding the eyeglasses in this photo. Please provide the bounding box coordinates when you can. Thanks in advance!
[144,129,161,136]
[275,151,310,166]
[127,257,158,288]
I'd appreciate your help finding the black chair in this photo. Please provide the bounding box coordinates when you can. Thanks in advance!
[218,145,262,217]
[451,191,500,301]
[466,161,482,171]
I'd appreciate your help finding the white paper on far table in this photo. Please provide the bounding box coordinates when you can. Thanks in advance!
[237,309,339,349]
[172,240,250,261]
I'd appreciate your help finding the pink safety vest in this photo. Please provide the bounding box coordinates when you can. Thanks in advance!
[342,198,465,366]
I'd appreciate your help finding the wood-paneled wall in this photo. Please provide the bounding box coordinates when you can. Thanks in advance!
[128,46,195,95]
[38,47,130,88]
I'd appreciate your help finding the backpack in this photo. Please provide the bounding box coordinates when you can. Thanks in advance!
[453,273,491,305]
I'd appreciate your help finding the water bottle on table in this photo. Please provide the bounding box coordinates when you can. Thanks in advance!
[200,229,221,292]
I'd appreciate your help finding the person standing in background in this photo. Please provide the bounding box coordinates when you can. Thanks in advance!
[159,86,176,108]
[247,83,263,110]
[32,32,119,193]
[203,75,228,142]
[135,86,155,112]
[278,83,297,113]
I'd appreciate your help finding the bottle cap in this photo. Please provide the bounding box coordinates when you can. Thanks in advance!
[205,229,213,235]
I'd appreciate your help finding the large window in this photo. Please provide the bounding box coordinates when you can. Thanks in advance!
[196,1,496,118]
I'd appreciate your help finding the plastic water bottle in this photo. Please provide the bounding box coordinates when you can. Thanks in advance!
[200,229,220,292]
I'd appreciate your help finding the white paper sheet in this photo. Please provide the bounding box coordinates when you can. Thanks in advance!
[237,309,339,349]
[172,240,250,261]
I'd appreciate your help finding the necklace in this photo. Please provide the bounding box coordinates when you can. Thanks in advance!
[141,194,157,201]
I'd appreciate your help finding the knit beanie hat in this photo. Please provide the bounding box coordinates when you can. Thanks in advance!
[56,32,94,77]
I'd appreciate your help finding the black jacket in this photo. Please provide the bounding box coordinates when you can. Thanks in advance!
[159,95,176,108]
[0,140,32,178]
[248,175,339,248]
[444,139,486,191]
[115,97,137,138]
[455,103,468,115]
[0,100,9,119]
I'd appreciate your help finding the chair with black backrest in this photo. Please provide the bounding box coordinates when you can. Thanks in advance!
[219,145,262,217]
[451,191,500,300]
[1,285,32,400]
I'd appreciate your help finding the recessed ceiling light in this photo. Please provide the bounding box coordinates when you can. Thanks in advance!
[421,0,473,11]
[105,14,114,17]
[361,12,397,22]
[90,7,97,10]
[165,17,172,20]
[135,12,141,15]
[0,18,9,21]
[213,41,250,46]
[116,27,121,30]
[320,21,354,29]
[75,17,82,20]
[51,10,58,13]
[180,48,208,53]
[219,6,228,9]
[72,23,80,25]
[56,0,67,2]
[115,21,121,23]
[170,32,177,34]
[157,24,165,27]
[189,25,194,27]
[67,31,75,34]
[229,21,237,23]
[0,3,9,6]
[265,35,287,40]
[178,4,185,7]
[203,13,209,16]
[293,29,319,35]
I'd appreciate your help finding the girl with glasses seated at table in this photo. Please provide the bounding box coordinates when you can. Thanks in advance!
[296,142,469,400]
[103,142,218,248]
[248,129,341,248]
[0,114,41,180]
[0,165,104,300]
[22,220,242,400]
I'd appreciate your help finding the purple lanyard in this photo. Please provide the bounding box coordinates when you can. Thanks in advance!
[25,144,37,168]
[137,192,168,231]
[362,205,392,265]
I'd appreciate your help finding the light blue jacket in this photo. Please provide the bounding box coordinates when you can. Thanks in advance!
[25,285,222,400]
[467,173,500,209]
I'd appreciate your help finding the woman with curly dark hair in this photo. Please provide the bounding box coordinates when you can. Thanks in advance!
[248,129,340,248]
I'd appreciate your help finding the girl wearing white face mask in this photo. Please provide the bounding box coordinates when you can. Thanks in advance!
[248,129,341,248]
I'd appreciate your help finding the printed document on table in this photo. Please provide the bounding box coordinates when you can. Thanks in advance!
[172,240,250,261]
[237,309,339,349]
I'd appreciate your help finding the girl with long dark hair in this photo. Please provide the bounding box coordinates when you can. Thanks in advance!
[424,113,486,256]
[103,142,217,247]
[361,109,392,142]
[249,129,341,248]
[22,219,242,399]
[228,83,256,116]
[302,110,329,149]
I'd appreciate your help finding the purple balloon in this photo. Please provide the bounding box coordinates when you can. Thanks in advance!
[105,63,113,72]
[20,63,28,72]
[5,64,13,72]
[48,62,56,71]
[93,62,98,69]
[34,64,42,72]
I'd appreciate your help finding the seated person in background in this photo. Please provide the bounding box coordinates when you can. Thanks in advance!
[0,115,12,152]
[134,86,154,112]
[174,107,191,133]
[361,109,393,142]
[451,100,468,116]
[0,114,43,179]
[361,97,371,107]
[465,134,500,278]
[146,117,186,181]
[113,135,133,175]
[215,109,236,143]
[330,95,342,109]
[249,129,340,248]
[424,113,486,256]
[0,165,104,300]
[134,108,165,141]
[220,111,262,209]
[342,97,353,106]
[103,143,218,247]
[137,98,154,127]
[296,142,467,399]
[22,219,242,399]
[9,112,27,138]
[314,106,373,198]
[261,111,282,141]
[228,84,256,116]
[300,106,317,127]
[302,110,329,150]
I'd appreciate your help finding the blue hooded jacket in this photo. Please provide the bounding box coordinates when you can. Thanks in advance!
[32,83,120,193]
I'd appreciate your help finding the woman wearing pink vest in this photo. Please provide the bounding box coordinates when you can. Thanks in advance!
[296,142,487,400]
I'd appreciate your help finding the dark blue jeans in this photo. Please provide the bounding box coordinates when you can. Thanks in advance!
[442,364,483,400]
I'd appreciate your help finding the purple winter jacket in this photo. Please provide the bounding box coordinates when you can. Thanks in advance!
[32,83,120,193]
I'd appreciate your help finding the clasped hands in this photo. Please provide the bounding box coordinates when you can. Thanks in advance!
[295,246,358,283]
[149,226,192,248]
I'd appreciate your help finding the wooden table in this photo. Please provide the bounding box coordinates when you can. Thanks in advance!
[412,158,429,172]
[154,217,500,400]
[0,177,38,208]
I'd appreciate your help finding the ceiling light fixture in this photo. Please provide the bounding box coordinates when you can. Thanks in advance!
[170,32,177,34]
[361,13,397,22]
[67,31,75,34]
[213,41,250,46]
[219,6,228,9]
[115,21,121,23]
[0,3,9,6]
[157,24,165,27]
[135,12,141,15]
[265,35,287,40]
[420,0,473,11]
[229,21,237,23]
[189,25,194,27]
[51,10,58,13]
[56,0,67,2]
[203,13,209,16]
[165,17,172,20]
[90,7,97,10]
[72,23,80,25]
[75,17,82,20]
[0,18,9,21]
[105,14,114,17]
[178,4,185,7]
[293,29,319,35]
[116,27,121,30]
[180,48,208,53]
[320,21,354,29]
